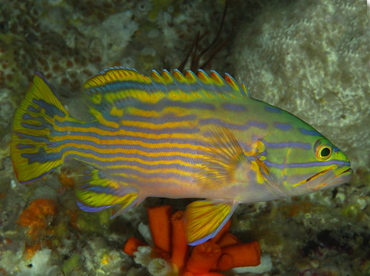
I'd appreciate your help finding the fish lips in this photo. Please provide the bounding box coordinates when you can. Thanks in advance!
[310,165,353,192]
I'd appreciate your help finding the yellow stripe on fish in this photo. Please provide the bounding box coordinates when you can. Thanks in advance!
[10,67,352,245]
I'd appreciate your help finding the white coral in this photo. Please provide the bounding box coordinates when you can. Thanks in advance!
[147,258,173,276]
[133,246,153,267]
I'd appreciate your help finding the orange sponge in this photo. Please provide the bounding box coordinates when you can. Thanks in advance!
[17,199,57,239]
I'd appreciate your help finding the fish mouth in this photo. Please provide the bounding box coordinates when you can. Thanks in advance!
[311,165,353,191]
[339,167,353,176]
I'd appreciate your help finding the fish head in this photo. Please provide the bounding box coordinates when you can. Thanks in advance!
[276,136,352,196]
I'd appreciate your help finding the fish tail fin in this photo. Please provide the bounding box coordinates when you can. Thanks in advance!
[75,168,141,217]
[10,73,69,183]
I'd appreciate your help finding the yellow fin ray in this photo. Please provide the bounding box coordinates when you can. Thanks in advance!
[150,70,163,82]
[209,70,226,86]
[83,68,151,89]
[197,69,212,84]
[10,73,69,183]
[75,167,140,217]
[161,70,174,84]
[197,126,245,189]
[184,71,197,83]
[184,200,237,245]
[81,67,247,120]
[172,69,186,82]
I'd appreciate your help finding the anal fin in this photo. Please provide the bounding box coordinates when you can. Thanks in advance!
[75,167,140,218]
[184,200,238,246]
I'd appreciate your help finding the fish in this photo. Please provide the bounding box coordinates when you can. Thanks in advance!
[10,67,352,245]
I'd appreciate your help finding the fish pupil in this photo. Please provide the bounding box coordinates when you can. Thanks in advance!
[321,147,331,157]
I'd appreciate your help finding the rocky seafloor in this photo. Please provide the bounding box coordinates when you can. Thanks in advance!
[0,0,369,275]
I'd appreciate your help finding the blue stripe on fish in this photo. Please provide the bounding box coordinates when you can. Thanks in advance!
[221,103,247,112]
[53,120,200,135]
[273,122,293,131]
[263,141,311,149]
[33,99,66,117]
[110,98,217,112]
[264,105,282,113]
[199,118,268,130]
[299,128,321,136]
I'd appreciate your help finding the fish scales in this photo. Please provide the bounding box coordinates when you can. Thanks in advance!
[11,67,352,245]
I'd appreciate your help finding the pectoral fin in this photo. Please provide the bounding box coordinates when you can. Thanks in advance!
[184,200,238,246]
[197,126,245,189]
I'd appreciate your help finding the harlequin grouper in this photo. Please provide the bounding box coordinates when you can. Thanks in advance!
[10,67,352,245]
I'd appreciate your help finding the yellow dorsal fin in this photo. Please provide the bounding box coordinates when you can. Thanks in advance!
[83,68,151,89]
[184,70,197,83]
[209,70,225,86]
[81,67,247,119]
[161,69,174,84]
[84,67,246,99]
[224,73,240,91]
[241,82,249,97]
[172,69,186,82]
[197,69,212,84]
[150,70,163,82]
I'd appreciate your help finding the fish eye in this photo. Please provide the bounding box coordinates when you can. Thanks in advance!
[314,139,332,161]
[320,147,331,157]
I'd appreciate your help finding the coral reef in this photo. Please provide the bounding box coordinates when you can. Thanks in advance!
[0,0,234,149]
[0,0,369,275]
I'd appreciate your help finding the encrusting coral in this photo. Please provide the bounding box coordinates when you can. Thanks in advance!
[16,198,58,259]
[123,205,261,276]
[17,198,57,240]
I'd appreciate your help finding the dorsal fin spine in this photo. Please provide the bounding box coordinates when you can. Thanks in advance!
[151,70,162,82]
[172,69,186,82]
[83,68,247,107]
[241,83,249,97]
[224,73,240,92]
[161,70,174,84]
[184,71,197,83]
[210,70,225,86]
[197,69,212,84]
[84,67,150,89]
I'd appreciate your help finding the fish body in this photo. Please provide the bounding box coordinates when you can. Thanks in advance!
[10,68,352,245]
